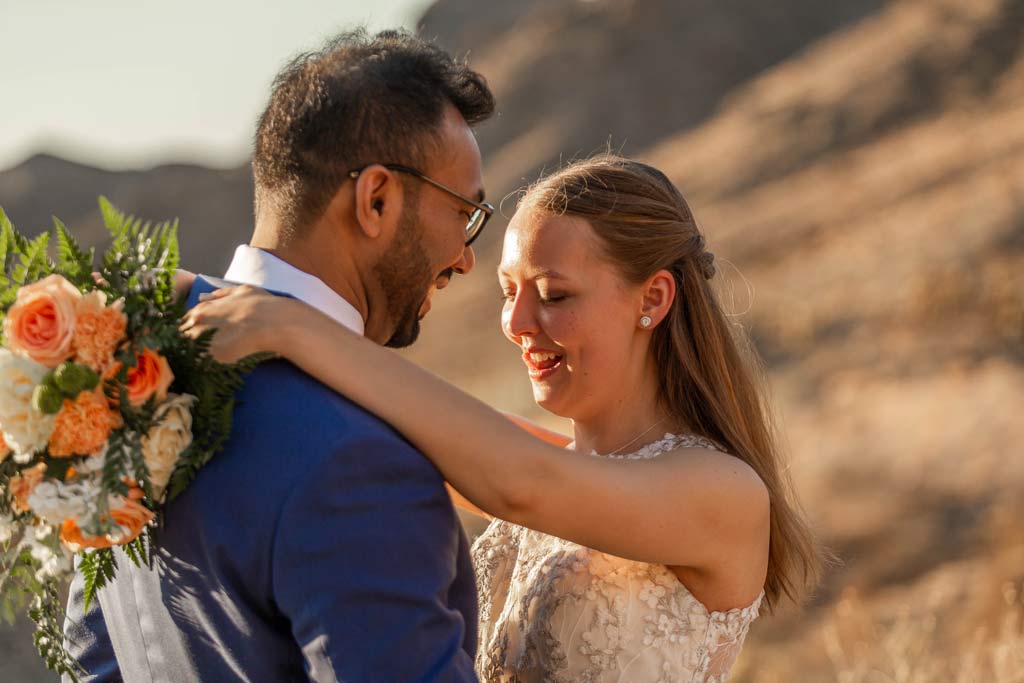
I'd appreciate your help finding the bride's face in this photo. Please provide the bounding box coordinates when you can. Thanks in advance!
[499,209,645,419]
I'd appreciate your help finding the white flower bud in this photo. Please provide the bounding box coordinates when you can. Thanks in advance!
[0,514,13,544]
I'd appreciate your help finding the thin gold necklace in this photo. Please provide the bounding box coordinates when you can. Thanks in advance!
[603,419,665,456]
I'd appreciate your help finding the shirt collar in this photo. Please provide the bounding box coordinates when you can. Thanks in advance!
[223,245,365,336]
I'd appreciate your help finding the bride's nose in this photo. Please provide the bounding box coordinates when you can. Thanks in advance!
[503,293,540,340]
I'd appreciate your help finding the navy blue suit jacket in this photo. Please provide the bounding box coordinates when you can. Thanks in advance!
[62,276,479,683]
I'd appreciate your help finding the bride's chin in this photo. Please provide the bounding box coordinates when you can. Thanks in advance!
[531,388,572,418]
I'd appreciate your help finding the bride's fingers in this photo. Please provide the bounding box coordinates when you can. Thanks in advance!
[180,323,202,339]
[179,312,209,333]
[198,288,232,302]
[203,284,265,301]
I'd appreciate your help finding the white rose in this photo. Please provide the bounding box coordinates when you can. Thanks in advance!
[142,393,196,501]
[77,445,107,475]
[0,349,56,460]
[28,536,72,581]
[29,538,56,564]
[27,478,100,528]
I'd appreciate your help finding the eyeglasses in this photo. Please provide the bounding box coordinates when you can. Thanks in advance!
[348,163,494,247]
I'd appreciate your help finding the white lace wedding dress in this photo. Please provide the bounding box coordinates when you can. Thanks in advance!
[470,434,764,683]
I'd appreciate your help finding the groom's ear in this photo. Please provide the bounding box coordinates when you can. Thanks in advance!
[351,165,403,241]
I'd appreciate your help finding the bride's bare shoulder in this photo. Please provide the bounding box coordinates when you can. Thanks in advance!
[660,441,769,512]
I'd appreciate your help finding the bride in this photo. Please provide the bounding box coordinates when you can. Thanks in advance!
[183,154,820,682]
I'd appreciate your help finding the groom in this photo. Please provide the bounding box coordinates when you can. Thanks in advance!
[63,29,495,682]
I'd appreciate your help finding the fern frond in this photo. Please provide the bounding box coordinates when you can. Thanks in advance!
[54,217,95,287]
[79,549,117,612]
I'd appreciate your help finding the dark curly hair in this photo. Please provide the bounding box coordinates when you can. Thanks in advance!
[252,28,495,237]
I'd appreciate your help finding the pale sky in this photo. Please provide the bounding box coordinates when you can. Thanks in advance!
[0,0,431,171]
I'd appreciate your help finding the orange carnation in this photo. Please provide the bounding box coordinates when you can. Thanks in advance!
[0,432,9,462]
[47,390,123,458]
[60,487,154,551]
[3,274,81,368]
[9,463,46,513]
[73,293,127,373]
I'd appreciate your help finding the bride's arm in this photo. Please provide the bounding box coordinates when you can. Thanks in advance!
[501,413,572,448]
[446,484,488,519]
[449,417,570,519]
[184,287,768,571]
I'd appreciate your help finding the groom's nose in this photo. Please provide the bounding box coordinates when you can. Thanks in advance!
[452,245,476,276]
[436,246,475,291]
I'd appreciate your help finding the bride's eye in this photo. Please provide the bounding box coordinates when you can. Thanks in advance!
[539,293,567,304]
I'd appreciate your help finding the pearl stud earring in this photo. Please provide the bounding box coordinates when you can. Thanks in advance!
[640,315,653,328]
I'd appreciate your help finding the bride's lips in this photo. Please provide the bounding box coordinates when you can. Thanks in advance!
[522,347,564,381]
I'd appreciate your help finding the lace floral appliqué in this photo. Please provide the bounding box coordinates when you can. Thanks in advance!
[470,434,763,683]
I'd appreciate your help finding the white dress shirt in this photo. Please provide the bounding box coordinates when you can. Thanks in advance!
[223,245,365,336]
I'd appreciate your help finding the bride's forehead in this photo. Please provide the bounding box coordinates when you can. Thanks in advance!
[500,212,603,272]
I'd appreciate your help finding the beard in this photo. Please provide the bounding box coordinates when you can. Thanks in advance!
[374,206,435,349]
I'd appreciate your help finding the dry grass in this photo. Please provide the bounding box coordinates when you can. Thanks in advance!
[823,582,1024,683]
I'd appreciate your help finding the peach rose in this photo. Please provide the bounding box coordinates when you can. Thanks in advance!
[110,348,174,408]
[0,432,9,463]
[47,389,123,458]
[73,292,127,373]
[4,274,82,368]
[9,463,47,513]
[60,487,154,551]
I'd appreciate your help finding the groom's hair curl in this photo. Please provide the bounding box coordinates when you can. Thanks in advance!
[252,28,495,238]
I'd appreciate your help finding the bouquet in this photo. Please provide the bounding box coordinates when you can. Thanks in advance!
[0,199,267,680]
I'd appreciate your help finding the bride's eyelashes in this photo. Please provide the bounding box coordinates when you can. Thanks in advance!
[499,289,569,304]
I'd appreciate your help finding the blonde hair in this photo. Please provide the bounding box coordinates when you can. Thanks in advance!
[520,154,822,610]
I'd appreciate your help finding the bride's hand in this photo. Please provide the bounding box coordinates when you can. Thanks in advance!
[180,285,299,364]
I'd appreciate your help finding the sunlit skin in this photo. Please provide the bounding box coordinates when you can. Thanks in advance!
[182,210,771,613]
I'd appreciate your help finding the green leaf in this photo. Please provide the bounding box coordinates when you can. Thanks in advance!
[163,220,180,275]
[11,231,53,285]
[54,216,95,287]
[0,207,16,273]
[79,549,117,613]
[40,454,78,481]
[0,595,15,625]
[98,196,125,239]
[121,534,151,570]
[0,207,26,304]
[28,580,87,681]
